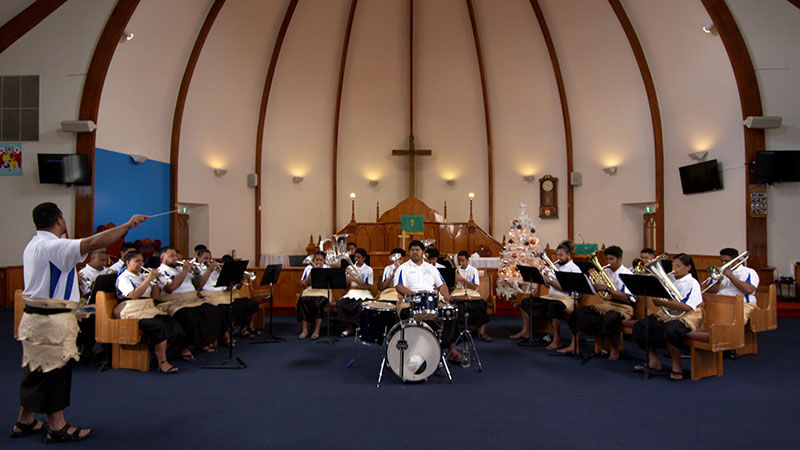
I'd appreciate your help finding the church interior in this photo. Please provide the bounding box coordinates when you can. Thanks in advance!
[1,0,799,448]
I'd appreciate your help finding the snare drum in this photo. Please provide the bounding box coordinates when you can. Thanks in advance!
[358,301,398,346]
[385,320,441,382]
[438,304,457,322]
[406,290,439,320]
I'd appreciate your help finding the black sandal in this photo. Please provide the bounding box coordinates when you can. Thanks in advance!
[158,360,179,374]
[44,423,92,443]
[9,419,46,438]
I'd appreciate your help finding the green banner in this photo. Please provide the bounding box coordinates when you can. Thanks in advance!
[401,215,424,234]
[574,243,598,255]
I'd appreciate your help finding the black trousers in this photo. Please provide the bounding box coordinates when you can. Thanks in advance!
[632,315,690,349]
[567,306,624,337]
[216,297,259,328]
[337,297,363,325]
[453,299,490,328]
[77,316,97,357]
[172,304,224,348]
[521,297,567,321]
[297,296,328,322]
[138,315,184,346]
[20,363,73,414]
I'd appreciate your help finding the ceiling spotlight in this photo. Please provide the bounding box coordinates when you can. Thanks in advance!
[121,29,135,42]
[702,21,714,34]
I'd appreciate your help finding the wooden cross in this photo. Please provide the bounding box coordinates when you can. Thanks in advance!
[392,135,431,198]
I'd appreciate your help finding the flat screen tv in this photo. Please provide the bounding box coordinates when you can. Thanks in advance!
[37,154,91,185]
[679,159,722,195]
[755,150,800,183]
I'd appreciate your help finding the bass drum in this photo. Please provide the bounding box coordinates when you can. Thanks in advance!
[385,320,441,382]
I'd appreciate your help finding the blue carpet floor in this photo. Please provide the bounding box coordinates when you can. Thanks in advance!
[1,309,799,449]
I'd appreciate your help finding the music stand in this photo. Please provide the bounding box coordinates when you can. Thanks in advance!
[516,265,547,347]
[311,268,347,346]
[619,273,671,381]
[549,271,597,364]
[92,274,118,373]
[251,264,284,344]
[204,259,249,370]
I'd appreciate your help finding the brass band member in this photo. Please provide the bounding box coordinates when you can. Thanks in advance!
[632,253,703,381]
[424,247,446,268]
[297,251,329,339]
[558,246,635,360]
[12,202,146,442]
[108,242,136,274]
[377,248,405,302]
[76,249,109,362]
[394,240,464,363]
[338,248,375,337]
[452,251,493,342]
[705,247,759,322]
[511,242,580,350]
[196,251,260,339]
[115,251,183,374]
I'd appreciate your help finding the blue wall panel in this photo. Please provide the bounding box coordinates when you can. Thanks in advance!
[94,148,170,245]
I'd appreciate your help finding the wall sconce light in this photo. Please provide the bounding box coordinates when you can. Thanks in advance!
[688,151,708,161]
[214,168,228,177]
[121,28,135,42]
[603,166,618,175]
[523,175,535,183]
[702,21,714,34]
[446,179,456,186]
[292,176,304,184]
[369,180,379,187]
[129,154,147,164]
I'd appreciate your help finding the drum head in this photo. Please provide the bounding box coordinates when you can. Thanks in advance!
[362,301,396,311]
[385,320,440,382]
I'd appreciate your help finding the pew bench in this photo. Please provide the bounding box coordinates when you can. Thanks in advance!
[95,291,150,372]
[739,283,777,356]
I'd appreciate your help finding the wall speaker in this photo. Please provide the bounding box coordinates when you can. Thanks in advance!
[743,116,782,129]
[247,173,258,187]
[60,120,97,133]
[570,171,582,186]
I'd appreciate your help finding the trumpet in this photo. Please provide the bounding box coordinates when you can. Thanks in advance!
[631,258,647,274]
[389,252,403,267]
[701,251,749,293]
[142,267,171,287]
[242,270,258,285]
[588,251,615,300]
[645,254,686,318]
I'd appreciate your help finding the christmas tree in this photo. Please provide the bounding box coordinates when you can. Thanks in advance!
[496,202,541,298]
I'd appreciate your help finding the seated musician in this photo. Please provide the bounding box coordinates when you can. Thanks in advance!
[338,248,375,337]
[632,253,703,381]
[705,247,759,322]
[108,242,136,273]
[196,250,260,339]
[558,245,634,360]
[511,241,580,350]
[424,247,446,268]
[377,248,406,302]
[77,249,110,361]
[394,240,464,363]
[297,251,329,339]
[452,251,493,342]
[158,247,224,360]
[640,248,656,265]
[116,251,184,374]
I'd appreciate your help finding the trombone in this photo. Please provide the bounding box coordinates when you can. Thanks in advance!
[701,251,749,293]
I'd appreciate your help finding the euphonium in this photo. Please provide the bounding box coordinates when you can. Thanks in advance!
[302,254,314,266]
[631,258,647,274]
[701,251,749,293]
[645,254,686,318]
[588,251,615,300]
[319,233,359,278]
[537,250,559,280]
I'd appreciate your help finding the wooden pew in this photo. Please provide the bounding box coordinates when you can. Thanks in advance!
[95,291,150,372]
[684,293,744,380]
[739,283,777,355]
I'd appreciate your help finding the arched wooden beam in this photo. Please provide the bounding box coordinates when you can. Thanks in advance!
[0,0,67,53]
[465,0,494,235]
[169,0,226,247]
[254,0,299,259]
[701,0,767,268]
[74,0,140,238]
[529,0,574,241]
[787,0,800,10]
[608,0,664,254]
[331,0,359,233]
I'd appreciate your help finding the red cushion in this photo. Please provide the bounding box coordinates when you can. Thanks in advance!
[684,331,709,343]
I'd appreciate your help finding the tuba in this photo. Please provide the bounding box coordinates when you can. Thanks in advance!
[701,251,749,293]
[536,250,559,280]
[645,254,686,318]
[319,233,359,279]
[588,251,615,300]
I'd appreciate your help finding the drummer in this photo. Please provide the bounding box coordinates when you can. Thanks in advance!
[451,251,492,342]
[394,240,464,363]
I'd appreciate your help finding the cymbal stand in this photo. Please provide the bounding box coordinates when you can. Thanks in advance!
[453,303,482,371]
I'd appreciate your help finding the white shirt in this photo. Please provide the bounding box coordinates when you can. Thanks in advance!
[716,266,759,304]
[158,263,196,294]
[608,265,636,303]
[22,231,86,302]
[79,265,107,296]
[393,260,444,292]
[116,270,152,298]
[350,263,373,287]
[109,259,125,274]
[668,273,703,311]
[548,260,581,298]
[201,268,225,292]
[457,264,480,286]
[301,264,330,282]
[382,265,398,283]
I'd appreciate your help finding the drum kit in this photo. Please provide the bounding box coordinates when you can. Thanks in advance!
[347,290,462,385]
